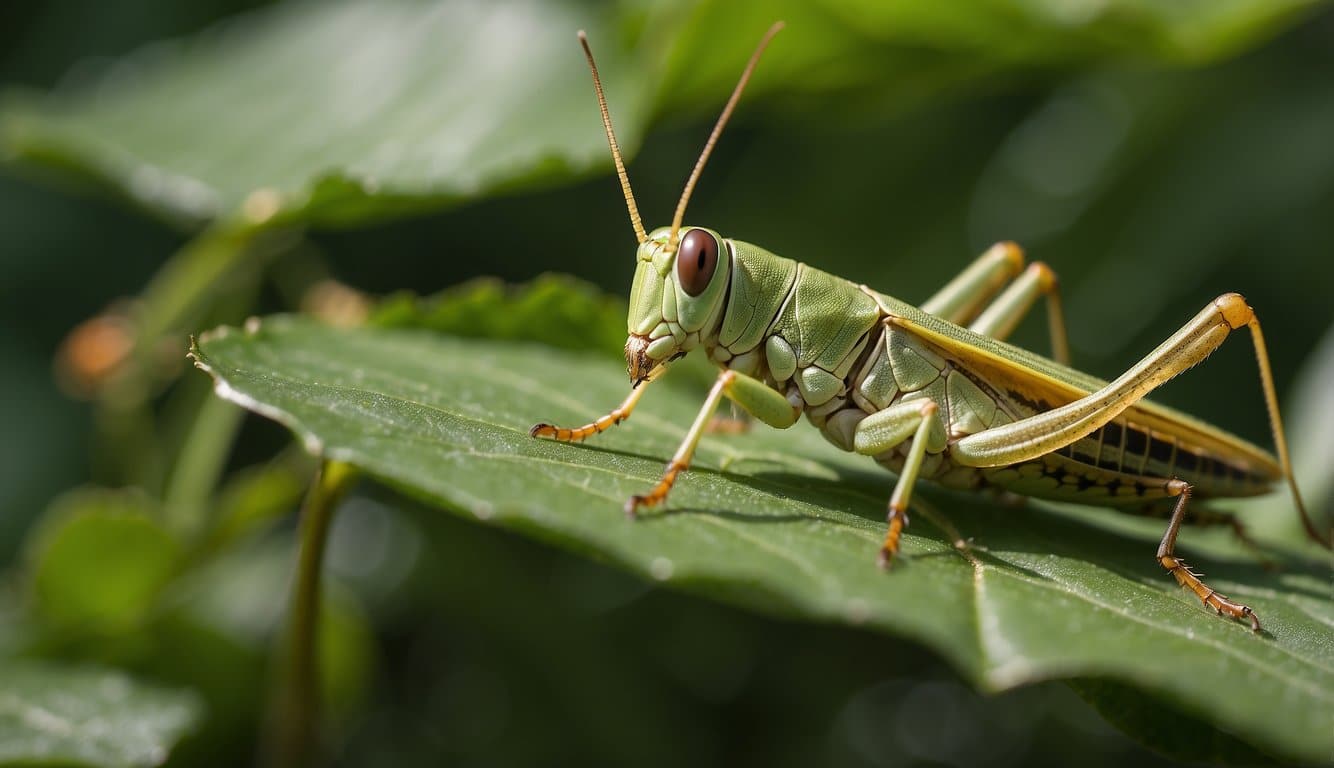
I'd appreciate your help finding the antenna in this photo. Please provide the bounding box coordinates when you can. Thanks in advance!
[579,30,647,244]
[668,21,784,251]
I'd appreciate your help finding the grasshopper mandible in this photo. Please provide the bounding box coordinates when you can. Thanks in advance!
[531,22,1330,632]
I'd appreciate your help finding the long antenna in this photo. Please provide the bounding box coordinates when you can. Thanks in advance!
[668,21,785,251]
[579,30,647,244]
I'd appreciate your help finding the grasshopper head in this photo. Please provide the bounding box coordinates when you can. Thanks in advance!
[625,226,730,383]
[576,24,781,384]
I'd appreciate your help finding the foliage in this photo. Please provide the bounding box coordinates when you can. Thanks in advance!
[194,312,1334,761]
[0,661,200,768]
[1,0,1331,765]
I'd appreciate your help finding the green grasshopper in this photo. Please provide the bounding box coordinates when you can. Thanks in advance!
[531,23,1330,632]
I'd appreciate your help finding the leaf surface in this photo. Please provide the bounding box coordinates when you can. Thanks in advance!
[0,0,658,226]
[0,661,200,768]
[2,0,1320,226]
[26,489,180,633]
[192,315,1334,762]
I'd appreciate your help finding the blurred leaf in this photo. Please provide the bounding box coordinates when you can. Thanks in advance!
[0,0,664,227]
[192,315,1333,762]
[372,275,720,388]
[26,489,180,634]
[132,613,262,767]
[51,526,377,765]
[657,0,1323,118]
[2,0,1322,230]
[0,660,200,768]
[205,459,312,550]
[813,0,1320,61]
[372,274,627,356]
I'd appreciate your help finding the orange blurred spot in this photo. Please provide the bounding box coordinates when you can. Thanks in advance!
[56,312,134,398]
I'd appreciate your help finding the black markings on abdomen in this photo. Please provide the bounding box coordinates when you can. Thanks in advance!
[1061,420,1265,488]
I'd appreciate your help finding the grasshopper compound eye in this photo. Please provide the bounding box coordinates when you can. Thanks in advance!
[677,228,718,296]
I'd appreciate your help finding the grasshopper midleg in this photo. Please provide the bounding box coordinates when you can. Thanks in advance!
[850,398,947,565]
[531,24,1330,632]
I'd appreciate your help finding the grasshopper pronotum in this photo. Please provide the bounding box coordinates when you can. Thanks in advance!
[531,23,1330,632]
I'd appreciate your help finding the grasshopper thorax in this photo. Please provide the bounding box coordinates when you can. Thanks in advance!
[625,226,730,384]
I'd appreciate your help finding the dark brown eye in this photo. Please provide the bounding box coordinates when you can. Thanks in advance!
[676,228,719,297]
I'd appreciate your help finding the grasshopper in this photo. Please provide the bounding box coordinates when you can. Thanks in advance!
[531,23,1330,632]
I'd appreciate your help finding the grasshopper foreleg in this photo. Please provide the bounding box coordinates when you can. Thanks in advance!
[531,380,650,442]
[627,369,799,517]
[852,399,948,567]
[1157,481,1261,632]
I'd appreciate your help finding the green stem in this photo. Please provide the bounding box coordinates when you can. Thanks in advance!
[136,220,294,348]
[274,460,355,768]
[95,220,297,489]
[162,388,244,538]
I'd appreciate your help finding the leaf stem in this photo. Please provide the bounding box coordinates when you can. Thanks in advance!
[162,391,244,538]
[273,459,355,768]
[95,221,297,489]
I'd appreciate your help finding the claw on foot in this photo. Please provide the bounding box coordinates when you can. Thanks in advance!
[1161,554,1262,633]
[530,401,634,443]
[625,460,686,519]
[876,507,908,570]
[530,420,613,442]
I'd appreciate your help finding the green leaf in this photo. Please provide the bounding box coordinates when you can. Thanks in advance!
[26,489,180,634]
[205,459,312,550]
[655,0,1321,120]
[0,0,661,227]
[191,315,1333,762]
[371,275,719,387]
[812,0,1320,61]
[371,274,627,357]
[3,0,1319,228]
[0,661,201,768]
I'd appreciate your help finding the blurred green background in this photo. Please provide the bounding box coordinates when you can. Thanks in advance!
[1,0,1331,765]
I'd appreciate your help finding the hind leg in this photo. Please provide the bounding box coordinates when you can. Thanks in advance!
[1121,499,1275,569]
[1157,482,1261,632]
